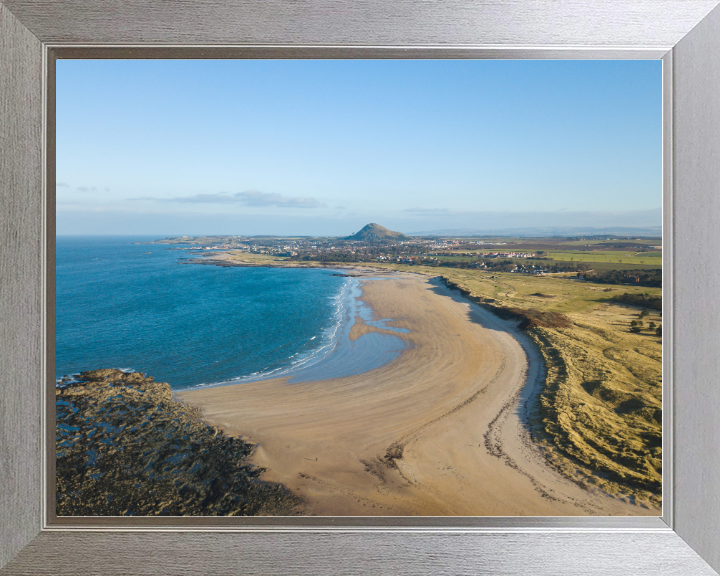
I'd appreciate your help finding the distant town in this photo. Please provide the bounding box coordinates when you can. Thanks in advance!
[145,223,662,286]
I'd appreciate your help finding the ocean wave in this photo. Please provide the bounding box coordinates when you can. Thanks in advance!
[192,275,358,389]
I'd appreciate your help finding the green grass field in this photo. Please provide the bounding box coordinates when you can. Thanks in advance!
[429,254,661,271]
[543,250,661,265]
[560,238,660,246]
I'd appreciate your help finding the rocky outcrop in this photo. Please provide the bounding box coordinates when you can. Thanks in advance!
[56,369,302,516]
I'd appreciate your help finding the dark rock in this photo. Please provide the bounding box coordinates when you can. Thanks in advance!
[56,370,303,516]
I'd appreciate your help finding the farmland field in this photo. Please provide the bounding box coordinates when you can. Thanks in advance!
[542,250,661,265]
[427,237,663,271]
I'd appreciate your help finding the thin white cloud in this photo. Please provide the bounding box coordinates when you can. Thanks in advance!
[131,190,326,209]
[59,183,110,192]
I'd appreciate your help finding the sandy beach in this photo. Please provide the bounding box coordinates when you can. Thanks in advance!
[177,272,656,516]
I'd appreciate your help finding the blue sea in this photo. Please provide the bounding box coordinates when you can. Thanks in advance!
[56,236,406,390]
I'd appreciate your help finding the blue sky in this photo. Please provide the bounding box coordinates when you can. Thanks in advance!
[56,59,662,236]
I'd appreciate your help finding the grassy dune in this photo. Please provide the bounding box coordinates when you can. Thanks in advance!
[359,263,662,507]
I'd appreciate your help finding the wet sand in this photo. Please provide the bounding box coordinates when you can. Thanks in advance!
[177,272,656,516]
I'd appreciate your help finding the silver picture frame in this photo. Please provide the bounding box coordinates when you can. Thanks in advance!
[1,1,719,573]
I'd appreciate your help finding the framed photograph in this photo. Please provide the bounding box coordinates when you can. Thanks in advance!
[2,1,720,574]
[52,55,667,524]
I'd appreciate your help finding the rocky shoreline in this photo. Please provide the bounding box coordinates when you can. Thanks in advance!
[56,369,303,516]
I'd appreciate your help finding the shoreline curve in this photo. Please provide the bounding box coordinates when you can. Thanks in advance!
[177,272,658,516]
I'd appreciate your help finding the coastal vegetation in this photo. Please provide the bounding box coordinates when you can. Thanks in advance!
[56,369,302,516]
[609,292,662,310]
[583,269,662,288]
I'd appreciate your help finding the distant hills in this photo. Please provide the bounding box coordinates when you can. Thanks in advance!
[345,223,409,242]
[407,226,662,238]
